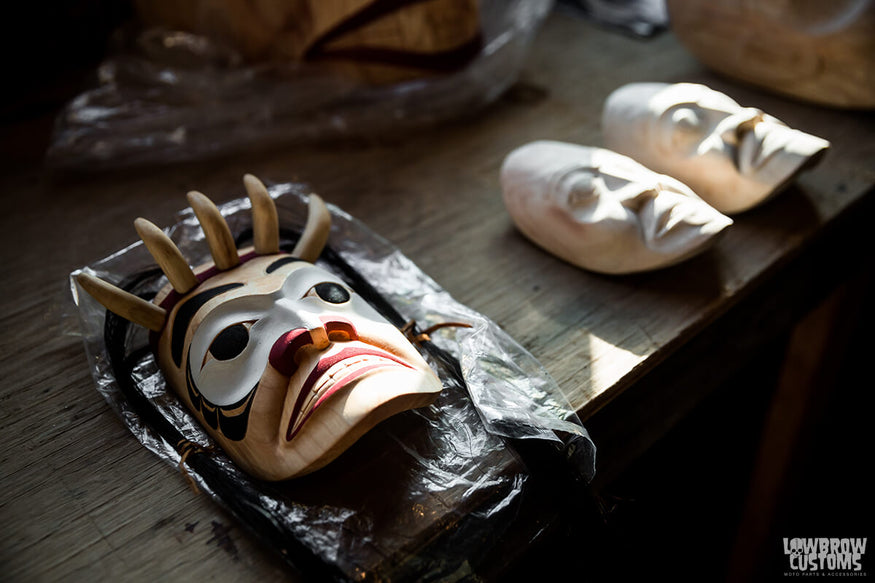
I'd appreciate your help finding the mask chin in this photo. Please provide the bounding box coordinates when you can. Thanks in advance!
[245,365,442,481]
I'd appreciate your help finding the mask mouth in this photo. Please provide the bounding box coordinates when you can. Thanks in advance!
[285,344,414,441]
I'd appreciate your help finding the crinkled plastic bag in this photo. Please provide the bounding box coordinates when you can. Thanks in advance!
[49,0,553,170]
[71,183,595,581]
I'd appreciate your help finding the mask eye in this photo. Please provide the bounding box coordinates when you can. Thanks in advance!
[208,323,251,361]
[305,282,351,304]
[565,171,598,207]
[568,186,596,207]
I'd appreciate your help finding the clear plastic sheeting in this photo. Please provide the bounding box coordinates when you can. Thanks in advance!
[48,0,554,171]
[558,0,668,37]
[71,183,595,581]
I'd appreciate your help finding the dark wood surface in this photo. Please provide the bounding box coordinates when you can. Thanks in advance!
[2,8,873,582]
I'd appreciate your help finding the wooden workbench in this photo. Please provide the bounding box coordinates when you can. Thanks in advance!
[2,8,873,582]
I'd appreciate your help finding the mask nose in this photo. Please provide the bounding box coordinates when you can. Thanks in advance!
[268,316,358,377]
[620,186,660,213]
[718,107,764,145]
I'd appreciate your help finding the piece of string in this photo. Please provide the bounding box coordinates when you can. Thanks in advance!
[401,320,473,345]
[177,439,214,494]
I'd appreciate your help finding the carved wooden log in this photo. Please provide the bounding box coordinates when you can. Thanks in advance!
[135,0,482,84]
[667,0,875,109]
[134,0,310,61]
[302,0,482,83]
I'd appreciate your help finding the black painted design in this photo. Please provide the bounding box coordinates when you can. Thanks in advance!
[266,256,300,274]
[185,352,257,441]
[171,283,244,367]
[304,0,483,72]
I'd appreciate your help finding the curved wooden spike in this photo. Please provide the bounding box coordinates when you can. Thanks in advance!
[293,194,331,262]
[243,174,279,255]
[186,191,240,270]
[134,218,199,294]
[76,272,166,332]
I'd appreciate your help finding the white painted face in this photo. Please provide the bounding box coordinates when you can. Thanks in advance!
[500,141,732,274]
[602,82,830,214]
[155,254,442,480]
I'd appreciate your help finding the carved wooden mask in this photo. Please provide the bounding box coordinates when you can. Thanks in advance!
[603,82,830,214]
[501,141,732,274]
[78,175,442,480]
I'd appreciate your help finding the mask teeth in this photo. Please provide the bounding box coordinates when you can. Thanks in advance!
[243,174,280,255]
[292,193,331,262]
[187,190,240,271]
[242,173,331,262]
[75,272,167,332]
[76,175,334,335]
[134,218,198,294]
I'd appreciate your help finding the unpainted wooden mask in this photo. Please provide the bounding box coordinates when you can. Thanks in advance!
[602,82,830,214]
[78,175,442,480]
[501,141,732,274]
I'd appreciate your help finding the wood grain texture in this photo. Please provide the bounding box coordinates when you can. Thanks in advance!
[667,0,875,109]
[1,9,873,581]
[135,0,481,83]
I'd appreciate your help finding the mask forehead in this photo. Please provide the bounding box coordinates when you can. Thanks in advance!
[588,147,664,187]
[651,83,740,116]
[191,254,310,296]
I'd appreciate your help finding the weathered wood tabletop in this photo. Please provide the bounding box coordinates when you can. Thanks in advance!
[2,8,873,582]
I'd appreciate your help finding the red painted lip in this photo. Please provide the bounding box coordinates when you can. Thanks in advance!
[285,346,413,441]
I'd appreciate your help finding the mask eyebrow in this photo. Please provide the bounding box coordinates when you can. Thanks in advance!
[171,283,244,367]
[266,256,303,274]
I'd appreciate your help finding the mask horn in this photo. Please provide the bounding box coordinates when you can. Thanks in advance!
[242,174,279,255]
[134,218,199,294]
[186,191,240,270]
[293,194,331,262]
[76,272,167,332]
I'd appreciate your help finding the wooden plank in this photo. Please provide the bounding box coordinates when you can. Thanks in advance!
[728,272,869,582]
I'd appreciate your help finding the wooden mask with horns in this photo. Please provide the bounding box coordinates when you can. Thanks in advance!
[77,175,443,480]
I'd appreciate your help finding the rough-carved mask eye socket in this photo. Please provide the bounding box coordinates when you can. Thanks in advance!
[208,323,251,361]
[306,282,351,304]
[564,167,599,208]
[567,185,597,207]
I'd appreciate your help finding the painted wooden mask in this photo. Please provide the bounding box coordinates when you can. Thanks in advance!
[77,175,443,480]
